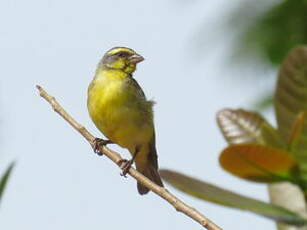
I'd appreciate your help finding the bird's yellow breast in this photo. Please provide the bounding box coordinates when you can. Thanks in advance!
[87,69,154,150]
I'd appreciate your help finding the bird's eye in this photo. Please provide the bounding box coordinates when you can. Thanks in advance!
[117,52,125,58]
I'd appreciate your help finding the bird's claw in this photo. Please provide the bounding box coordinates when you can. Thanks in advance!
[93,138,113,156]
[118,159,133,177]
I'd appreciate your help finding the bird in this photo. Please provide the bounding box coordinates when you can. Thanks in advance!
[87,47,163,195]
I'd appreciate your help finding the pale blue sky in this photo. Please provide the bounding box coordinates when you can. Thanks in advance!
[0,0,276,229]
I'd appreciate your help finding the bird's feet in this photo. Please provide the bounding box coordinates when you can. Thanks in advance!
[92,138,113,156]
[118,159,134,177]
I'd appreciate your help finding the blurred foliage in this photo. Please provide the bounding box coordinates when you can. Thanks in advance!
[161,46,307,226]
[160,170,306,226]
[0,162,14,206]
[224,0,307,110]
[253,94,274,110]
[233,0,307,66]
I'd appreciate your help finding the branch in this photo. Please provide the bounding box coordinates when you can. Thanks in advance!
[36,85,222,230]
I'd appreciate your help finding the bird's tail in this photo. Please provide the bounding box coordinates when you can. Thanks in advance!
[135,138,163,195]
[136,162,164,195]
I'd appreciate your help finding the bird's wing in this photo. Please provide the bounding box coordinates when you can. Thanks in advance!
[129,76,146,99]
[136,131,163,194]
[148,130,159,169]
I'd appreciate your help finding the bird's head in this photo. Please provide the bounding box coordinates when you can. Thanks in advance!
[100,47,144,74]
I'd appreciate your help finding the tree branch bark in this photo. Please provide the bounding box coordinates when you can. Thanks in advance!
[36,85,222,230]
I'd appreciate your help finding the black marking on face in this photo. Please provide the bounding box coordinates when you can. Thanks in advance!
[101,51,133,65]
[116,51,132,58]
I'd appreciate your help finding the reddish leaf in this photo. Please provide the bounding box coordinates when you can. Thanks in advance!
[220,144,297,182]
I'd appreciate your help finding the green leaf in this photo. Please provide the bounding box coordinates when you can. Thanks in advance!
[287,112,307,182]
[0,162,15,205]
[274,46,307,170]
[275,46,307,140]
[160,169,307,226]
[217,108,284,148]
[220,144,297,183]
[288,111,307,149]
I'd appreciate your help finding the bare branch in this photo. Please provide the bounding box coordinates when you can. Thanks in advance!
[36,85,222,230]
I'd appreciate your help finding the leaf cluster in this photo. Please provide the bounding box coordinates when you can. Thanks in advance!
[160,46,307,226]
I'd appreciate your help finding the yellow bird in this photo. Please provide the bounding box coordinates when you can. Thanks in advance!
[87,47,163,195]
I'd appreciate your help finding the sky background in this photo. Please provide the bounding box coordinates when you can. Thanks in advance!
[0,0,276,229]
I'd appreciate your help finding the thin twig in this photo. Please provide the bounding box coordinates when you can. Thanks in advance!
[36,85,222,230]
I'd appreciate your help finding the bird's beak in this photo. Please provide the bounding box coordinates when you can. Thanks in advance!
[128,53,144,64]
